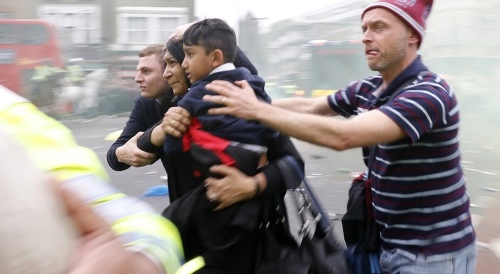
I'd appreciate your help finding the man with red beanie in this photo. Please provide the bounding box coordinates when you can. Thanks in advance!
[362,0,433,48]
[200,0,478,273]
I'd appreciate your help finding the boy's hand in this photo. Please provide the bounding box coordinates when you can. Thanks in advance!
[162,107,191,137]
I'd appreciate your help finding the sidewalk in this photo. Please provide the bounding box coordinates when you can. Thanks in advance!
[475,195,500,273]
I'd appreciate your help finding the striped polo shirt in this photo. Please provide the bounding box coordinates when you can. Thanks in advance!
[328,57,475,260]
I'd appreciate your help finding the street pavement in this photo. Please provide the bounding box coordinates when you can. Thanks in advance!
[63,115,500,273]
[475,194,500,273]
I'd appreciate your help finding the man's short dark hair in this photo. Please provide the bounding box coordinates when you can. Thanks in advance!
[183,18,237,63]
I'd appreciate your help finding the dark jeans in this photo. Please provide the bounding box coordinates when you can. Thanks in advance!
[195,231,258,274]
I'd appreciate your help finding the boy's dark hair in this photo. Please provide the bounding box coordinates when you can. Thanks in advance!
[183,18,237,63]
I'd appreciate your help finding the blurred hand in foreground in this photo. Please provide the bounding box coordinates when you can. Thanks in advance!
[54,182,160,274]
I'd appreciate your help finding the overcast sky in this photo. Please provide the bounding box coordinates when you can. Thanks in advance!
[195,0,342,32]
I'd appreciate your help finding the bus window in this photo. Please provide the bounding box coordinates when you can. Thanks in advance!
[0,24,16,44]
[20,24,49,45]
[0,23,49,44]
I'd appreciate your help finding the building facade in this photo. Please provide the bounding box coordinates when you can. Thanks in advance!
[259,0,370,91]
[260,0,500,96]
[421,0,500,77]
[1,0,194,70]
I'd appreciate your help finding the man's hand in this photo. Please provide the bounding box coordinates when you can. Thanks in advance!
[204,165,257,210]
[53,182,160,274]
[115,132,156,167]
[204,80,264,121]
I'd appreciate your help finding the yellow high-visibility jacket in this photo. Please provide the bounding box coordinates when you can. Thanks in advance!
[31,64,64,81]
[0,85,186,274]
[66,64,84,84]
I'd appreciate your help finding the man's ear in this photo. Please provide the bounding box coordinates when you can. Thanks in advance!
[212,49,224,67]
[408,29,420,47]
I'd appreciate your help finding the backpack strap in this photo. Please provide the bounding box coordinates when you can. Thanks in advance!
[366,74,422,177]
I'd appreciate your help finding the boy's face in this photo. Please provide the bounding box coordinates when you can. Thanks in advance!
[182,44,214,84]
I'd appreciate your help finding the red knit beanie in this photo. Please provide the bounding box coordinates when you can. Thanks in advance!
[362,0,433,47]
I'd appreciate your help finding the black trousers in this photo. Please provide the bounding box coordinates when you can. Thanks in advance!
[194,231,258,274]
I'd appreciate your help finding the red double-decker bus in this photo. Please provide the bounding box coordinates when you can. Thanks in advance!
[0,19,64,105]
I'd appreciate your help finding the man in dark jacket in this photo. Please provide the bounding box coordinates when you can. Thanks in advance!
[106,44,201,202]
[107,44,173,171]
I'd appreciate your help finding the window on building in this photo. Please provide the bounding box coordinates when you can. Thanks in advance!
[158,17,177,42]
[116,7,189,45]
[126,17,147,43]
[78,13,99,44]
[37,5,102,45]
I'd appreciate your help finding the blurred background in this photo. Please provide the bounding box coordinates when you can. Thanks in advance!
[1,0,499,271]
[1,0,499,125]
